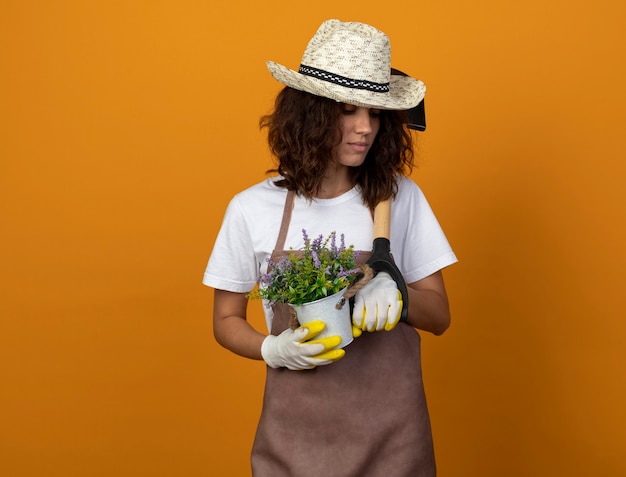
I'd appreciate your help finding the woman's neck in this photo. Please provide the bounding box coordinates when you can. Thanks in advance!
[316,164,355,199]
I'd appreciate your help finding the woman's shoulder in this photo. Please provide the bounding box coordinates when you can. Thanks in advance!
[233,177,287,201]
[395,175,426,200]
[230,176,289,217]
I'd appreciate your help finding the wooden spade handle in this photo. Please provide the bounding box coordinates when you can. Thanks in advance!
[373,198,392,240]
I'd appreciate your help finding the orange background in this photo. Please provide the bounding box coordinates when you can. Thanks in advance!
[2,1,625,476]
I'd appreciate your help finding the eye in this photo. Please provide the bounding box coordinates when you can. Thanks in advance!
[342,106,357,115]
[369,109,381,118]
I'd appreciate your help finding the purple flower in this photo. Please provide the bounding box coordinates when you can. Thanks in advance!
[312,250,321,268]
[312,234,323,251]
[338,267,360,278]
[330,232,337,255]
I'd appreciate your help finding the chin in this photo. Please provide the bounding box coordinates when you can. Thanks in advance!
[339,157,367,168]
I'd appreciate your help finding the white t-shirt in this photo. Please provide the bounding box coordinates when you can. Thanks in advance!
[203,176,457,329]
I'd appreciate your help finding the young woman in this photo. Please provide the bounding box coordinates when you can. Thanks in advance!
[203,19,457,477]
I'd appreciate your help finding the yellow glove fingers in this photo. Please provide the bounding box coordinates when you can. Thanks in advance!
[313,348,345,362]
[384,291,403,331]
[352,325,363,338]
[360,304,372,331]
[298,320,326,341]
[352,304,366,330]
[293,348,346,370]
[306,335,342,351]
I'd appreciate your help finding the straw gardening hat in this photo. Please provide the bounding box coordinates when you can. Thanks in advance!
[266,19,426,111]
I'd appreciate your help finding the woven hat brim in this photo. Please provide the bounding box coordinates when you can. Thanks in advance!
[267,61,426,111]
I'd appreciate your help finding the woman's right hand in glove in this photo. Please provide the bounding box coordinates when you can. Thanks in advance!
[261,320,345,370]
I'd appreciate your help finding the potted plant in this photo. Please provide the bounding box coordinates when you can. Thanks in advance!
[250,229,360,347]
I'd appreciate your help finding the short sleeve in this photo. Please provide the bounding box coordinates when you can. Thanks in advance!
[202,197,259,293]
[391,179,458,284]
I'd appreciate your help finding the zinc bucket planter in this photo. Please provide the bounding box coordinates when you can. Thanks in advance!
[291,288,353,349]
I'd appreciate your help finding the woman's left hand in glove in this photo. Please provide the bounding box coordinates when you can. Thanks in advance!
[352,271,403,336]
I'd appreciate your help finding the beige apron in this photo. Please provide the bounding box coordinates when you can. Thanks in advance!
[251,191,436,477]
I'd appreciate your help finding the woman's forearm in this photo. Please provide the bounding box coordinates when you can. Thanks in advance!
[213,289,266,360]
[405,271,451,335]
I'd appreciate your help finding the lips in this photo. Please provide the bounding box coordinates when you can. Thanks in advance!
[348,142,370,153]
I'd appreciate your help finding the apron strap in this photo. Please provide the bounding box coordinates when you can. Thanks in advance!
[274,190,295,251]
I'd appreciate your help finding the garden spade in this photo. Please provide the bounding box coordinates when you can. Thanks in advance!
[345,68,424,322]
[362,68,425,323]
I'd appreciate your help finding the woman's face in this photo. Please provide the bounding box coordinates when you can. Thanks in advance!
[333,104,381,167]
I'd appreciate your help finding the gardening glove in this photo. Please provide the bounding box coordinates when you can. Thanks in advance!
[352,272,403,334]
[261,320,345,371]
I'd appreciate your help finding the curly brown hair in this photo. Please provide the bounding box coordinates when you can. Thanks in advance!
[260,87,415,210]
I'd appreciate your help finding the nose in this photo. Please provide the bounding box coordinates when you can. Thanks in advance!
[354,108,373,134]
